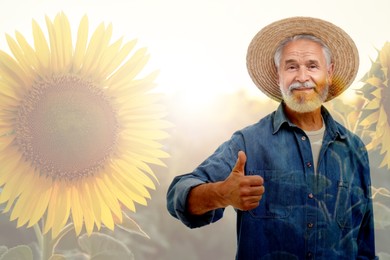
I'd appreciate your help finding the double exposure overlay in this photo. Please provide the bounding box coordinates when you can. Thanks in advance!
[358,42,390,169]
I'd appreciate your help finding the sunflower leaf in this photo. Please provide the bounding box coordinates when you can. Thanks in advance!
[0,245,33,260]
[117,211,150,238]
[48,255,66,260]
[78,232,134,260]
[0,246,7,258]
[373,202,390,229]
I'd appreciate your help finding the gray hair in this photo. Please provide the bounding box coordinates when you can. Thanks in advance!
[273,34,332,70]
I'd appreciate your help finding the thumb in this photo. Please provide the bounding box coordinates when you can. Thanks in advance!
[233,151,247,175]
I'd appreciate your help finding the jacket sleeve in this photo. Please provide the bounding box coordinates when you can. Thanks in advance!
[166,132,245,228]
[166,174,224,228]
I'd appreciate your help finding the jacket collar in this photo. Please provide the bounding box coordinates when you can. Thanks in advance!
[272,102,346,140]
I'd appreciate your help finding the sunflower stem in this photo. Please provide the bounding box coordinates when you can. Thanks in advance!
[33,224,43,250]
[52,223,74,250]
[41,231,54,260]
[40,223,74,260]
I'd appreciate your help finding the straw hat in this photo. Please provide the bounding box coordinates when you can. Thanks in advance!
[246,17,359,102]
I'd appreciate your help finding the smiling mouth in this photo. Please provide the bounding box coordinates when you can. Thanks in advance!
[291,87,315,92]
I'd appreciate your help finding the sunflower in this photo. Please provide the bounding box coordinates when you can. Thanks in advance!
[0,12,170,238]
[358,42,390,169]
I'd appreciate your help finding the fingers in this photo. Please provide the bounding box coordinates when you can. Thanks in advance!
[241,182,265,196]
[228,151,266,211]
[239,194,263,211]
[233,151,247,176]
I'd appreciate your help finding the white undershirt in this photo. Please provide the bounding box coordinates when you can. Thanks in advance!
[304,122,325,174]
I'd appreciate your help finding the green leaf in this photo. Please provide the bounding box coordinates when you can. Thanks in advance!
[0,245,33,260]
[117,212,150,238]
[377,252,390,260]
[373,202,390,229]
[49,255,66,260]
[78,232,134,260]
[0,246,8,258]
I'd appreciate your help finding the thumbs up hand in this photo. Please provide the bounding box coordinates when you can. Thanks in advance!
[219,151,265,211]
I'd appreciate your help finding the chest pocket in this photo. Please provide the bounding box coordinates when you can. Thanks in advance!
[336,181,352,228]
[248,170,296,219]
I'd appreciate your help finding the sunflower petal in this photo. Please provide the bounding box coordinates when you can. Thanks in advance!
[95,177,122,221]
[5,34,34,80]
[15,31,40,71]
[54,12,73,71]
[32,19,50,70]
[27,176,53,227]
[51,183,71,238]
[98,39,137,78]
[84,182,102,230]
[70,185,84,236]
[91,183,115,230]
[45,15,59,73]
[78,183,96,235]
[73,15,89,72]
[0,50,29,88]
[80,22,108,75]
[107,48,149,87]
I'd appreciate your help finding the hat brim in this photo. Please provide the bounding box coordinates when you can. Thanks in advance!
[246,17,359,102]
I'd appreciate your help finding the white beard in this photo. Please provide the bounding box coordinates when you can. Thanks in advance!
[280,81,329,113]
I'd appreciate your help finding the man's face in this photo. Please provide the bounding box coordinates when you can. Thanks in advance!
[277,39,334,113]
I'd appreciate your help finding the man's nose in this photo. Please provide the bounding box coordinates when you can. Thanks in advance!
[295,67,310,82]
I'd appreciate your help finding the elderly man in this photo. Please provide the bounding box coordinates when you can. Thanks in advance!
[167,17,377,259]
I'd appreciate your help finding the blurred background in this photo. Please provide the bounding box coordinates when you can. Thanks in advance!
[0,0,389,259]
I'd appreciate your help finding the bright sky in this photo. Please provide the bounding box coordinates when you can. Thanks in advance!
[0,0,389,105]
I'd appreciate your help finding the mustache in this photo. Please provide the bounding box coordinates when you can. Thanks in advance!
[288,82,316,91]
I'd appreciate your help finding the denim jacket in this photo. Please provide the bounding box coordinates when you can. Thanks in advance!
[167,104,377,259]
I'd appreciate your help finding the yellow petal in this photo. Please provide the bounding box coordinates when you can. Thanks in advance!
[91,183,114,230]
[107,48,149,87]
[5,34,34,80]
[80,22,108,75]
[0,147,23,187]
[0,170,24,205]
[45,14,61,73]
[73,15,89,72]
[95,177,122,220]
[51,183,71,238]
[32,19,50,71]
[113,158,155,190]
[83,182,102,230]
[28,176,53,227]
[109,168,147,207]
[103,172,138,209]
[54,12,73,71]
[98,39,137,78]
[359,111,379,127]
[78,183,96,235]
[15,31,40,71]
[0,50,29,88]
[70,185,84,236]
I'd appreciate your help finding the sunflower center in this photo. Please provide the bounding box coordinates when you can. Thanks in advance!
[16,75,118,180]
